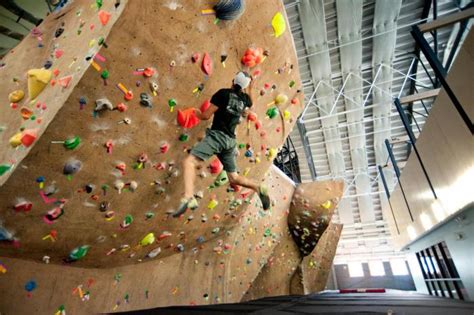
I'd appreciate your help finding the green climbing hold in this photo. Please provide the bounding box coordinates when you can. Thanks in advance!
[0,164,12,176]
[96,0,103,8]
[238,143,245,149]
[101,70,109,79]
[179,134,189,142]
[289,80,295,88]
[69,245,90,261]
[264,228,271,237]
[64,136,81,150]
[121,214,133,228]
[266,107,278,119]
[214,171,228,187]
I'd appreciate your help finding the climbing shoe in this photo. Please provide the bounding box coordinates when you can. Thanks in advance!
[172,197,198,218]
[258,185,271,210]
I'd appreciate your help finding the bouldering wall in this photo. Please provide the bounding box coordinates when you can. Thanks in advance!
[242,180,344,301]
[0,0,303,268]
[0,166,296,314]
[300,222,343,294]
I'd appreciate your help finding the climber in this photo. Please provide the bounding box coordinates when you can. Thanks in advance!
[173,71,271,217]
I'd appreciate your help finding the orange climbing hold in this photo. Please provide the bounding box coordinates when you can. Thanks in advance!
[241,47,264,68]
[98,10,111,26]
[201,52,212,76]
[177,108,200,129]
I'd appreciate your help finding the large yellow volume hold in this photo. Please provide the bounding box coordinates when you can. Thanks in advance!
[27,68,52,100]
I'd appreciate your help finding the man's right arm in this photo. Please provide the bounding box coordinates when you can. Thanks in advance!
[196,103,218,120]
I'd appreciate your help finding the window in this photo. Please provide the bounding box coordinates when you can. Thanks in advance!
[390,259,409,276]
[368,261,385,276]
[415,241,466,300]
[348,262,364,277]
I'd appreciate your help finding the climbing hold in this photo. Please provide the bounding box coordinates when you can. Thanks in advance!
[213,0,245,20]
[68,245,90,261]
[266,107,278,119]
[241,47,264,68]
[14,201,33,212]
[20,107,33,120]
[63,159,82,175]
[129,181,138,192]
[283,110,291,120]
[8,90,24,103]
[275,93,288,105]
[146,247,161,258]
[140,233,155,246]
[98,10,111,26]
[140,93,153,107]
[160,142,169,154]
[95,98,114,111]
[99,201,110,212]
[117,103,128,112]
[176,244,185,252]
[267,148,277,160]
[120,214,133,228]
[27,69,52,99]
[208,198,218,210]
[143,67,155,77]
[0,164,12,176]
[25,280,37,292]
[150,81,158,96]
[20,129,38,147]
[192,53,200,63]
[44,204,65,223]
[321,200,332,209]
[168,99,177,112]
[177,108,200,128]
[201,52,213,76]
[209,158,223,174]
[271,12,286,38]
[179,134,189,142]
[52,135,81,150]
[58,75,72,88]
[114,180,125,194]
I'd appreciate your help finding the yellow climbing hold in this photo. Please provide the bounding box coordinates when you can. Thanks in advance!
[27,68,52,99]
[267,148,277,160]
[140,233,155,246]
[8,90,24,103]
[9,132,22,148]
[283,109,291,120]
[208,198,218,210]
[321,200,332,209]
[272,12,286,38]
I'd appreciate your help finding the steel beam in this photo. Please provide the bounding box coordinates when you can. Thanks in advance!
[411,25,474,134]
[394,98,438,199]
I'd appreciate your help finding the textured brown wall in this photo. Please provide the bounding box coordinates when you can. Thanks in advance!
[0,0,303,268]
[0,167,295,314]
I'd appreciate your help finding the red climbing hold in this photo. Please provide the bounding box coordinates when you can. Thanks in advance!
[200,99,211,113]
[209,158,223,174]
[177,108,200,129]
[20,129,38,147]
[201,53,212,76]
[241,47,264,68]
[192,53,200,63]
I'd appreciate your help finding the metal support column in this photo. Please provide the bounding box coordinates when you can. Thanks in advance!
[411,25,474,134]
[297,121,317,180]
[394,98,438,199]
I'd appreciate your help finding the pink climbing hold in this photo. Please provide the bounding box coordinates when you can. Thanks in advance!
[209,158,223,174]
[177,108,200,129]
[201,52,212,76]
[98,10,111,26]
[58,75,72,88]
[192,53,200,63]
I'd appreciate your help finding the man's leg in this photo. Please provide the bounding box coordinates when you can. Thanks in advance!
[183,154,199,199]
[227,172,258,192]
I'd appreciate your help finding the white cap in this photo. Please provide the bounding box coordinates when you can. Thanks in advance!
[234,71,251,89]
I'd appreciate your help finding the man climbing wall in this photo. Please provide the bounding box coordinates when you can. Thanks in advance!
[174,71,271,217]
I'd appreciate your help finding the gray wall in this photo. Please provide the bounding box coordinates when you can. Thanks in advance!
[406,204,474,301]
[334,262,416,290]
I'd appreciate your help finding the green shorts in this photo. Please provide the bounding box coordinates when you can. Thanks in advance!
[190,129,237,173]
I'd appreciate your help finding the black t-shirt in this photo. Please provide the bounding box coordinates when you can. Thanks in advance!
[210,88,252,138]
